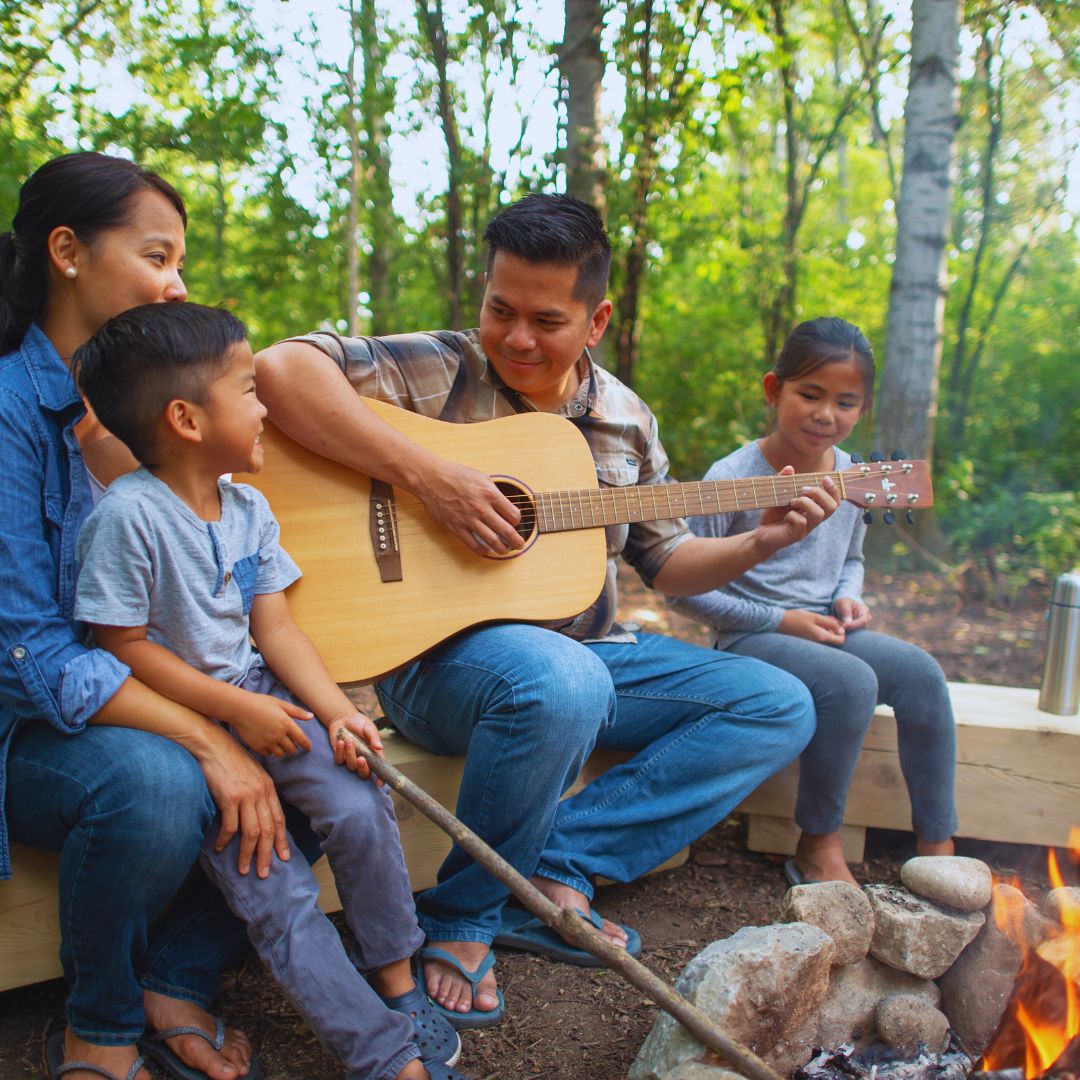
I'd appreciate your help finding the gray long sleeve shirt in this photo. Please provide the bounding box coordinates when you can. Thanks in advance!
[671,441,866,650]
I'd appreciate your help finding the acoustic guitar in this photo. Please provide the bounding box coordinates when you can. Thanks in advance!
[239,398,932,683]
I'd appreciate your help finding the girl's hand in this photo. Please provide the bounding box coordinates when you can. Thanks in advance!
[224,691,314,757]
[833,597,872,630]
[779,608,847,645]
[328,712,386,784]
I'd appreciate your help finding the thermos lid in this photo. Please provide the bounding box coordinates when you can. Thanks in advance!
[1051,570,1080,608]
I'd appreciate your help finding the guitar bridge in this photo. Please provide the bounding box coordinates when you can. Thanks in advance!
[369,480,403,583]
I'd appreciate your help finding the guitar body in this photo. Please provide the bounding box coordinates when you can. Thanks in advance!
[240,399,607,683]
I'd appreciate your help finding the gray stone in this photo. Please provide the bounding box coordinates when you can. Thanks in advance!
[900,856,993,913]
[876,993,950,1056]
[1045,887,1080,926]
[782,882,875,966]
[938,882,1027,1054]
[763,956,942,1076]
[865,884,985,979]
[629,923,835,1080]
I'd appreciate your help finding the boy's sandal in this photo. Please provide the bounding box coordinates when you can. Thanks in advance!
[424,1061,472,1080]
[45,1030,146,1080]
[419,945,506,1030]
[379,975,462,1066]
[137,1016,262,1080]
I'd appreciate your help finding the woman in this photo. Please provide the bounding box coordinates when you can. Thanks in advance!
[0,152,284,1080]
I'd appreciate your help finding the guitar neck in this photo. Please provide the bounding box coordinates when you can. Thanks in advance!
[534,470,847,534]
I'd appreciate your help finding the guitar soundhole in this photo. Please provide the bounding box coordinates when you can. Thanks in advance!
[492,478,536,556]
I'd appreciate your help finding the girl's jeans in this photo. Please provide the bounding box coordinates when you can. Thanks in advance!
[376,625,816,945]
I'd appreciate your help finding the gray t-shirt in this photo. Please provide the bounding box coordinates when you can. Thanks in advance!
[670,441,866,650]
[74,468,301,685]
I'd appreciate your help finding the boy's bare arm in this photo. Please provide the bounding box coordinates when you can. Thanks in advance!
[248,591,384,780]
[91,624,312,759]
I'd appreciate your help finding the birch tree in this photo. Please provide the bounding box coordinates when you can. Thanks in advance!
[875,0,960,464]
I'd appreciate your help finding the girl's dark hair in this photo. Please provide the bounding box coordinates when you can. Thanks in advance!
[774,316,876,410]
[75,302,246,467]
[0,152,186,354]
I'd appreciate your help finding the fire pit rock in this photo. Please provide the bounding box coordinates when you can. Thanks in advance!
[876,992,950,1056]
[865,884,985,979]
[655,1066,744,1080]
[628,922,835,1080]
[1046,886,1080,925]
[781,881,874,966]
[900,856,993,912]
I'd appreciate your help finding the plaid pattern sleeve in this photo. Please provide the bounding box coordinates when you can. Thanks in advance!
[287,328,693,641]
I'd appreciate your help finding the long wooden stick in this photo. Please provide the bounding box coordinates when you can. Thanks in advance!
[337,729,784,1080]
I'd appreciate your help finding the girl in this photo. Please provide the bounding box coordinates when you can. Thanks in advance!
[0,151,270,1080]
[671,316,957,885]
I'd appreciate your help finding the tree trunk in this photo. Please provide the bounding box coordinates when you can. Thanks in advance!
[417,0,464,329]
[561,0,606,213]
[345,0,362,337]
[876,0,960,465]
[360,0,392,335]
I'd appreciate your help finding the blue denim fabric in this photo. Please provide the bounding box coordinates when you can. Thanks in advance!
[7,722,217,1040]
[376,625,815,943]
[0,326,131,879]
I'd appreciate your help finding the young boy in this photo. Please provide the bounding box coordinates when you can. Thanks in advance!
[73,302,471,1080]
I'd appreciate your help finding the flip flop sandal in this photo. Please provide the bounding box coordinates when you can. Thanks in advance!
[137,1016,261,1080]
[419,945,506,1031]
[379,975,462,1066]
[493,906,641,967]
[783,857,821,887]
[45,1030,146,1080]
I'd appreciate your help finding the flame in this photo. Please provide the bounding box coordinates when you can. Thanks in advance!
[981,829,1079,1078]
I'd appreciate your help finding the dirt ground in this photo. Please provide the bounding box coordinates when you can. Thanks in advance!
[1,567,1071,1080]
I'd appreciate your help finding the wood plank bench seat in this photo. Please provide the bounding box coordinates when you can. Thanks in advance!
[3,681,1075,994]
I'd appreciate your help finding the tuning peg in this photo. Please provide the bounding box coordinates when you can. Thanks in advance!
[890,449,907,461]
[863,510,873,525]
[850,452,863,464]
[906,510,915,525]
[870,451,885,462]
[883,510,896,525]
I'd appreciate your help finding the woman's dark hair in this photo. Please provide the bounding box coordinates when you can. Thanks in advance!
[75,302,246,467]
[0,152,186,354]
[483,193,612,309]
[774,316,876,411]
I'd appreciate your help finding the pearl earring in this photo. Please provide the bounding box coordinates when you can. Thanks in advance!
[64,266,78,279]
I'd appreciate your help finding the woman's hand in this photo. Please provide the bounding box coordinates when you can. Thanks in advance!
[222,690,314,757]
[196,727,290,878]
[779,608,847,645]
[328,711,385,783]
[833,597,872,630]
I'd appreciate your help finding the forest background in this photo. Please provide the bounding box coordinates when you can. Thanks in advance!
[2,0,1077,594]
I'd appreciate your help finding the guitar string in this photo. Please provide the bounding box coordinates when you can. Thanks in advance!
[345,467,916,545]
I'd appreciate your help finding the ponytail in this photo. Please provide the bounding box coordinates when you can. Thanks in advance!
[0,152,186,354]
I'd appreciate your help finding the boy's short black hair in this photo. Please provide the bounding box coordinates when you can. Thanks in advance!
[74,302,247,466]
[483,194,611,309]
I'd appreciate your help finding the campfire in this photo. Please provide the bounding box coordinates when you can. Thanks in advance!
[981,830,1080,1080]
[629,842,1080,1080]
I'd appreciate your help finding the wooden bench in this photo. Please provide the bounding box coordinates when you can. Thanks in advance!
[3,682,1076,994]
[0,739,685,994]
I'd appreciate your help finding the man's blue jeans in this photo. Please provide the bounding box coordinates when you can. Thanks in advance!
[376,626,815,945]
[6,721,321,1043]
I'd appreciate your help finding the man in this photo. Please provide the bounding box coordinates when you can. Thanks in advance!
[255,194,834,1027]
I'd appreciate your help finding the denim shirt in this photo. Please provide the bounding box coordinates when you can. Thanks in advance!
[0,325,131,879]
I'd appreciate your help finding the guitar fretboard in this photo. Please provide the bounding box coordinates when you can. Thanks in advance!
[535,471,845,533]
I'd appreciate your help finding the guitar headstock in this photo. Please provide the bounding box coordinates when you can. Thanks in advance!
[840,459,933,513]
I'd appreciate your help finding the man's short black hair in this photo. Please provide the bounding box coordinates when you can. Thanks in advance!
[483,193,611,309]
[75,302,247,466]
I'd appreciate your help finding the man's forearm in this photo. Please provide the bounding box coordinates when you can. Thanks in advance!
[653,534,773,596]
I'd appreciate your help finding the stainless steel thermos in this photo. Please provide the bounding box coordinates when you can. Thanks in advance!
[1038,570,1080,716]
